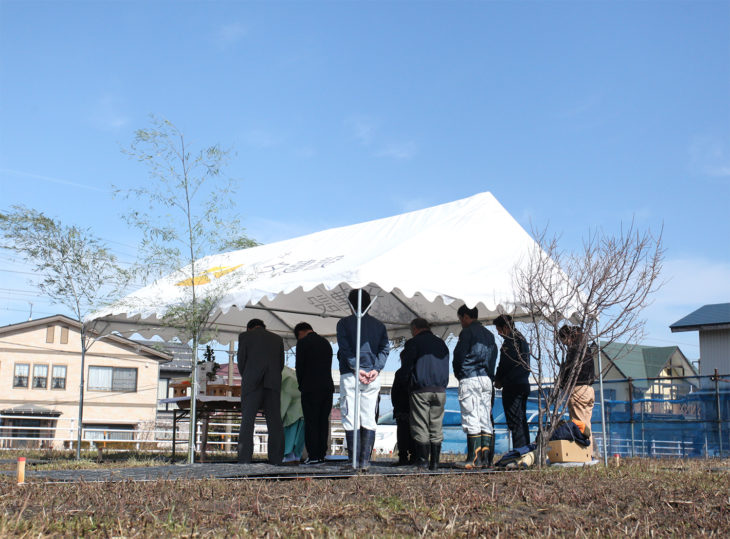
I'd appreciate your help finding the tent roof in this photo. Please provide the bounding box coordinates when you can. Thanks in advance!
[89,192,579,346]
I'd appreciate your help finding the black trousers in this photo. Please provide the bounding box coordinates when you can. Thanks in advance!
[395,412,415,462]
[239,387,284,465]
[502,384,531,449]
[301,389,333,460]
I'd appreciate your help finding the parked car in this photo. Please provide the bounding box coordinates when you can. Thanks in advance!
[374,387,548,455]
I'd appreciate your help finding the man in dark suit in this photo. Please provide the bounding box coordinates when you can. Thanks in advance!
[294,322,335,465]
[237,318,285,465]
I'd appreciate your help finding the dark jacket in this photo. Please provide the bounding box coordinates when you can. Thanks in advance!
[391,365,411,417]
[336,314,390,375]
[401,330,450,393]
[495,330,531,388]
[558,342,597,389]
[452,321,498,381]
[550,420,591,447]
[295,331,335,394]
[237,327,285,393]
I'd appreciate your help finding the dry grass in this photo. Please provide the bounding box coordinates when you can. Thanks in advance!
[0,450,170,471]
[0,458,728,537]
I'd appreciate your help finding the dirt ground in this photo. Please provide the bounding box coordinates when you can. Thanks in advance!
[0,458,728,537]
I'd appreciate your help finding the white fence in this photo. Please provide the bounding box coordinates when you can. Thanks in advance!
[0,413,346,455]
[592,434,695,458]
[3,413,696,459]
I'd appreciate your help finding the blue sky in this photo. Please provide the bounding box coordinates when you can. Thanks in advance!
[1,0,729,360]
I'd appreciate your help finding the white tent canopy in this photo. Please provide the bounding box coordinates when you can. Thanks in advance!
[89,192,577,345]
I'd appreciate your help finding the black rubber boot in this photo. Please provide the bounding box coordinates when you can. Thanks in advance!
[341,430,355,468]
[480,433,493,468]
[358,428,376,472]
[463,434,481,469]
[396,417,413,465]
[413,442,429,470]
[488,428,496,467]
[429,443,441,471]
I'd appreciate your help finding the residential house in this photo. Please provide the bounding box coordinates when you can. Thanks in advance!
[135,340,193,417]
[0,315,171,448]
[670,302,730,377]
[599,341,698,413]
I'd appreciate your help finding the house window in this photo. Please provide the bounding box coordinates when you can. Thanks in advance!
[52,365,67,389]
[13,363,29,388]
[83,424,135,441]
[32,364,48,389]
[88,367,138,392]
[60,326,69,344]
[46,326,55,343]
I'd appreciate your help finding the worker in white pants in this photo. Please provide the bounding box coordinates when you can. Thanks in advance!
[453,304,498,469]
[336,289,390,471]
[340,372,382,431]
[458,375,493,438]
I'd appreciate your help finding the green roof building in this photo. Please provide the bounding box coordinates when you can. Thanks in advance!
[599,342,698,405]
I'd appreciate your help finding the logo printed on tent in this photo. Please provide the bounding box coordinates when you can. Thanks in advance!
[173,256,346,287]
[175,265,243,286]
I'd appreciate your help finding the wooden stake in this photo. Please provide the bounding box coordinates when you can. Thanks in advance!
[17,457,26,485]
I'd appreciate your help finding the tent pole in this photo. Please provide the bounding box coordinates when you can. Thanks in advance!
[352,289,362,469]
[188,336,199,464]
[595,317,609,466]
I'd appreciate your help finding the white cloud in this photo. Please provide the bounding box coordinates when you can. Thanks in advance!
[584,256,730,352]
[553,93,603,119]
[215,22,248,49]
[293,146,316,158]
[345,116,378,145]
[345,115,417,159]
[244,216,323,244]
[689,136,730,179]
[395,196,430,213]
[88,95,128,131]
[242,129,283,149]
[653,257,730,307]
[620,207,653,223]
[636,256,730,349]
[0,168,106,192]
[377,141,417,160]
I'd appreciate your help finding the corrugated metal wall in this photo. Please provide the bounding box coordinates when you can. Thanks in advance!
[699,329,730,375]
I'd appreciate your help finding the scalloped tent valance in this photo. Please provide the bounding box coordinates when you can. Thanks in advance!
[88,192,579,346]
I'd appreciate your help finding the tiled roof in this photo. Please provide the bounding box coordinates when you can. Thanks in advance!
[670,303,730,332]
[135,339,192,370]
[600,342,691,389]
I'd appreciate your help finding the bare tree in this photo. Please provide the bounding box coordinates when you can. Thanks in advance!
[115,116,257,464]
[511,223,664,465]
[0,206,132,459]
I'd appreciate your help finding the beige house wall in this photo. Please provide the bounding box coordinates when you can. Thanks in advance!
[0,319,165,446]
[600,364,631,402]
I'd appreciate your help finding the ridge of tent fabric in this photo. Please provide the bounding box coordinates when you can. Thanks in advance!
[89,192,580,345]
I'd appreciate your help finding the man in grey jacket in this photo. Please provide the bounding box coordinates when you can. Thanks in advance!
[453,304,498,468]
[336,289,390,471]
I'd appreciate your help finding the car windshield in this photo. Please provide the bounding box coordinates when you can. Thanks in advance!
[377,411,396,425]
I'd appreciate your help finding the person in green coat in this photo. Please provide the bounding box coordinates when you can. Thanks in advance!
[281,366,305,464]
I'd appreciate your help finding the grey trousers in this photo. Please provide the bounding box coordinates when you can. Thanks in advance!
[409,391,446,444]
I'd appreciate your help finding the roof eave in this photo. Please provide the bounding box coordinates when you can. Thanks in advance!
[670,322,730,333]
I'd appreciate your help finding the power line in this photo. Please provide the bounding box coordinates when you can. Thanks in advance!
[0,268,37,276]
[1,306,57,317]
